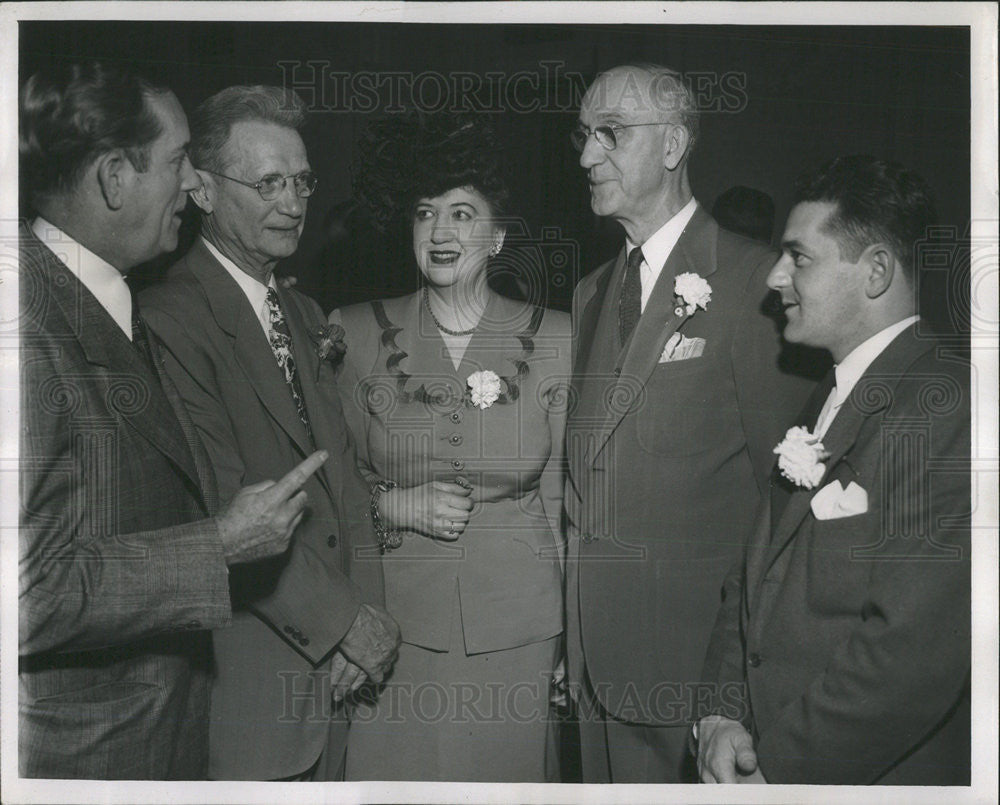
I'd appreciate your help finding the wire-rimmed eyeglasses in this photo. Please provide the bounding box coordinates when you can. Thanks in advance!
[199,168,318,201]
[570,122,672,153]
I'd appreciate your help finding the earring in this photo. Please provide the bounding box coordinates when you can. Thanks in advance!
[489,240,503,257]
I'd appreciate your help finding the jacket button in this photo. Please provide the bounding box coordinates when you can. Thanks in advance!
[450,411,463,423]
[449,433,463,446]
[613,367,621,377]
[300,637,310,647]
[327,534,338,547]
[748,652,761,668]
[283,625,294,634]
[451,459,465,470]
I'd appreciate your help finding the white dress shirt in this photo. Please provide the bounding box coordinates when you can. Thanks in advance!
[625,196,699,312]
[202,237,276,337]
[31,217,133,340]
[814,315,920,439]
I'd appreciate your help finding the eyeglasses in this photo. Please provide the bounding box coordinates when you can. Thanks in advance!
[199,168,318,200]
[570,122,672,153]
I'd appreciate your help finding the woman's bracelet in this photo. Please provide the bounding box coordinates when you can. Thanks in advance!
[370,479,402,553]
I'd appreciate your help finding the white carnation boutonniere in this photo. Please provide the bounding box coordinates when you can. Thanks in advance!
[773,426,830,489]
[467,369,502,409]
[673,272,712,317]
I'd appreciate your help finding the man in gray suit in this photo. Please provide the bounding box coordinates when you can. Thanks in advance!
[140,85,398,781]
[18,61,326,779]
[564,63,819,782]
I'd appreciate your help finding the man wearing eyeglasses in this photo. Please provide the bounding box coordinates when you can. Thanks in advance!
[563,63,819,783]
[140,85,399,781]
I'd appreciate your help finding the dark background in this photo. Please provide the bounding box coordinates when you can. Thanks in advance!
[20,22,971,332]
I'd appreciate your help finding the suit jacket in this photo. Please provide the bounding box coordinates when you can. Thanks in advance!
[333,292,566,654]
[18,223,232,779]
[139,239,385,780]
[702,325,971,784]
[565,205,818,725]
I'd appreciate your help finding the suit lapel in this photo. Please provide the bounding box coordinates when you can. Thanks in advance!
[34,234,202,494]
[276,283,338,499]
[590,207,719,465]
[186,241,314,460]
[573,257,617,378]
[762,325,932,574]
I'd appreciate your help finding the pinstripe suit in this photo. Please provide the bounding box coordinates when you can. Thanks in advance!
[18,223,232,779]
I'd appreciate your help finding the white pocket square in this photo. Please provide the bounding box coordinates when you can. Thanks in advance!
[810,480,868,520]
[659,333,706,363]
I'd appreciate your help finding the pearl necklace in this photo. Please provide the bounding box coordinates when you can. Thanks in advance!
[423,287,478,336]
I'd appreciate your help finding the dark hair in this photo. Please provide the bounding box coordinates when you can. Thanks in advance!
[190,85,306,174]
[353,112,509,230]
[712,185,775,244]
[794,155,936,279]
[19,61,167,204]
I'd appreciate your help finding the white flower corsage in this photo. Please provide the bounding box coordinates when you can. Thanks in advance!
[467,370,502,409]
[773,426,830,489]
[674,272,712,317]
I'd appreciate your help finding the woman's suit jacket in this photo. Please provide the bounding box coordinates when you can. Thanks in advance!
[333,292,567,655]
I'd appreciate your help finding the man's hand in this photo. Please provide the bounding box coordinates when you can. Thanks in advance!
[216,450,328,565]
[338,603,401,684]
[696,715,760,783]
[329,650,368,702]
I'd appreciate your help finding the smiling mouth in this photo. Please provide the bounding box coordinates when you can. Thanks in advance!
[428,250,460,265]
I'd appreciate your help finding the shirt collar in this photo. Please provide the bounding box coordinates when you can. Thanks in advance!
[201,236,275,334]
[31,216,133,340]
[833,315,920,405]
[626,196,699,277]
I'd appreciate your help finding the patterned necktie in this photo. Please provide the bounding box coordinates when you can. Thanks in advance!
[265,287,313,440]
[619,246,644,345]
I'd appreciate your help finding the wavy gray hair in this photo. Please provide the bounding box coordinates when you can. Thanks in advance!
[190,84,306,173]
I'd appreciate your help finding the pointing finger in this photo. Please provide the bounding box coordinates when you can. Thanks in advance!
[271,450,328,500]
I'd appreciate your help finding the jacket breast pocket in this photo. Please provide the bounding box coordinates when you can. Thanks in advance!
[634,358,742,457]
[804,513,875,615]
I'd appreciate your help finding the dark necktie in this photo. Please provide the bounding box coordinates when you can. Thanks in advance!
[619,246,643,345]
[130,294,158,376]
[265,287,313,441]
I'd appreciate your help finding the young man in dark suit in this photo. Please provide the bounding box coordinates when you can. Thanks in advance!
[697,155,970,785]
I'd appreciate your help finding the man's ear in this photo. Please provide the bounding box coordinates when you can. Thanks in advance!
[190,170,214,214]
[663,123,690,171]
[863,243,896,299]
[95,150,129,210]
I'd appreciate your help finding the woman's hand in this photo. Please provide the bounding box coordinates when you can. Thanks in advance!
[379,481,473,540]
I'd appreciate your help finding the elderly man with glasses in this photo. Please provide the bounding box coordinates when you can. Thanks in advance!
[563,63,820,783]
[140,85,399,781]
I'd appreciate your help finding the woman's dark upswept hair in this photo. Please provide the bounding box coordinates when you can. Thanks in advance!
[353,112,509,230]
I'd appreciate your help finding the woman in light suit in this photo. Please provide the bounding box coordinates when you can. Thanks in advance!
[330,114,568,781]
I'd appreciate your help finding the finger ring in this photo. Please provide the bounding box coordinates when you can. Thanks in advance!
[447,529,459,537]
